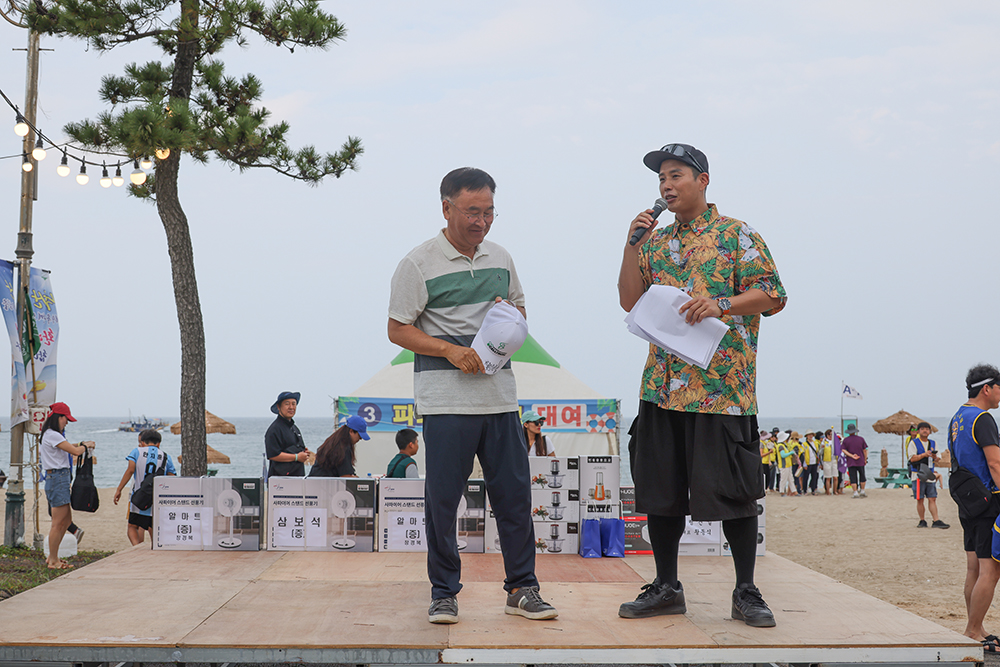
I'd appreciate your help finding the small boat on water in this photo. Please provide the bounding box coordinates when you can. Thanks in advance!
[119,415,169,432]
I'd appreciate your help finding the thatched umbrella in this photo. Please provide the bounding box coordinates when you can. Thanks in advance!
[171,410,236,435]
[178,444,231,465]
[172,410,235,467]
[872,409,938,435]
[872,409,938,467]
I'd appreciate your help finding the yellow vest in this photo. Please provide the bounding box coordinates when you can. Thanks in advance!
[820,439,833,462]
[777,442,794,468]
[802,439,815,465]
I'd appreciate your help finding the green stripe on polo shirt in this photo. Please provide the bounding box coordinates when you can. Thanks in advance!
[425,268,511,309]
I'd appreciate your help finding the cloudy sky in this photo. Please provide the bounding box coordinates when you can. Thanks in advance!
[0,1,997,422]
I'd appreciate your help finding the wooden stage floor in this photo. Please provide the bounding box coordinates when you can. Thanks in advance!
[0,547,982,666]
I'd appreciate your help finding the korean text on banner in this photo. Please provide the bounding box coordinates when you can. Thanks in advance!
[0,262,58,426]
[338,396,618,434]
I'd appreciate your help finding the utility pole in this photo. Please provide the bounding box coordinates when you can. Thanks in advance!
[4,26,40,548]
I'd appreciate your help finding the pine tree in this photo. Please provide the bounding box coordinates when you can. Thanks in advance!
[27,0,362,475]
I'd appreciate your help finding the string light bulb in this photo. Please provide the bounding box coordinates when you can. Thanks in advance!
[100,162,112,188]
[13,112,29,137]
[155,147,170,160]
[32,136,46,161]
[139,156,153,170]
[76,163,89,185]
[56,151,70,177]
[21,153,32,172]
[130,159,146,185]
[112,165,124,187]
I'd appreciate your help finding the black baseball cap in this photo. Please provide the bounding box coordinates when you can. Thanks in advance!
[643,143,709,174]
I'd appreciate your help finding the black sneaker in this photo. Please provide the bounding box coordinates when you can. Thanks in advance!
[428,596,459,624]
[917,520,928,528]
[932,520,950,529]
[619,578,686,618]
[505,586,558,620]
[731,583,776,627]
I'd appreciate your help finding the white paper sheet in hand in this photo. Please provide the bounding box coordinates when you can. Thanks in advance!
[624,285,730,369]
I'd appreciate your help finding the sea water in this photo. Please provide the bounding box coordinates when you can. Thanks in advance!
[0,415,943,489]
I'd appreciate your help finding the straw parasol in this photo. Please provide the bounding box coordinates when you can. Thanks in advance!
[872,409,938,467]
[178,444,231,465]
[170,410,236,435]
[872,409,938,435]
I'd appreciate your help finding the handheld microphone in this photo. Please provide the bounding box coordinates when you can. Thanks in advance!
[628,198,669,246]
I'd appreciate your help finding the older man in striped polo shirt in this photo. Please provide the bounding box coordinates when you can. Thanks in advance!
[388,167,557,625]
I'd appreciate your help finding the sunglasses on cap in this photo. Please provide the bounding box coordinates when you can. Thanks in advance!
[659,143,707,173]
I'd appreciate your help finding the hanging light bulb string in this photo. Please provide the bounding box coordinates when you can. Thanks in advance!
[1,82,160,184]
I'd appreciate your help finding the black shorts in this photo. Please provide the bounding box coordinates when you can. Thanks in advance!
[628,401,764,521]
[961,513,997,559]
[128,512,152,530]
[848,467,867,485]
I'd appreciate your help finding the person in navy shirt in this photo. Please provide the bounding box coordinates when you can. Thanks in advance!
[949,364,1000,648]
[265,391,311,477]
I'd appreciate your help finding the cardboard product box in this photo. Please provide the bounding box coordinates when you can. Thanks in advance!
[722,525,766,557]
[485,511,579,555]
[268,477,376,552]
[378,479,486,553]
[378,478,426,552]
[581,500,621,520]
[530,488,580,523]
[677,541,722,556]
[153,477,205,551]
[529,456,579,490]
[682,518,722,545]
[623,515,651,555]
[620,486,644,517]
[579,455,620,504]
[153,477,263,551]
[624,516,724,556]
[459,480,487,554]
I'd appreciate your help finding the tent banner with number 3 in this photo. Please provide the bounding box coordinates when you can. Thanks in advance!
[337,396,618,434]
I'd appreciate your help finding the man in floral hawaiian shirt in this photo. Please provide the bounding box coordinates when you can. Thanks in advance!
[617,143,786,628]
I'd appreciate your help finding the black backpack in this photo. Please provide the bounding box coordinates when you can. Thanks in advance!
[130,450,168,511]
[70,448,100,513]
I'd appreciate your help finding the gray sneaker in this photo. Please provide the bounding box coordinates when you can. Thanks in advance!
[428,596,459,624]
[505,585,558,620]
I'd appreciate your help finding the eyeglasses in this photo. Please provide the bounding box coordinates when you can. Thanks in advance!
[445,199,497,223]
[659,144,707,174]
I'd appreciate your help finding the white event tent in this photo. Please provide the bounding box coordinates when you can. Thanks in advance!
[336,335,620,477]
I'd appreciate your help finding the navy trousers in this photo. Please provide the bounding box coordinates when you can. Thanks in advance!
[423,412,538,599]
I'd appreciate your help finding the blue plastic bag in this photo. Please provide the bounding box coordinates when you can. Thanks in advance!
[600,518,625,558]
[579,518,602,558]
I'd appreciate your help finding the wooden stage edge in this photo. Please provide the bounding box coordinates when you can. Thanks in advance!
[0,547,983,666]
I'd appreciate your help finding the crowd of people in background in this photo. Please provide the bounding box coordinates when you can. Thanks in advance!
[760,426,866,498]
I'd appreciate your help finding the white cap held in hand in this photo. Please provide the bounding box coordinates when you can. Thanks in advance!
[471,301,528,375]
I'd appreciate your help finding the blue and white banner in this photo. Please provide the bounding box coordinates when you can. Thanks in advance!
[0,262,59,426]
[841,383,863,400]
[337,397,619,434]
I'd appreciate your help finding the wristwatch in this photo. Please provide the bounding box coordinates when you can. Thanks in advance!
[716,297,732,315]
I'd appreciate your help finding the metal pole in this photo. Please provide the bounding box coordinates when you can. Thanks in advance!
[4,27,39,548]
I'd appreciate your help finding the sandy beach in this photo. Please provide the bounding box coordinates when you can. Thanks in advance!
[0,484,986,636]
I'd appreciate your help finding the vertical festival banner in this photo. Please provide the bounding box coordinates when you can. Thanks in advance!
[0,262,58,426]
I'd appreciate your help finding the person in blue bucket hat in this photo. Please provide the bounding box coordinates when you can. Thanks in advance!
[264,391,310,477]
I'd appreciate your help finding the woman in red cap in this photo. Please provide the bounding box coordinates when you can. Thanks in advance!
[40,402,94,569]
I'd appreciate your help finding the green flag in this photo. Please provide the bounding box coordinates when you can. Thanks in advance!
[21,285,40,368]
